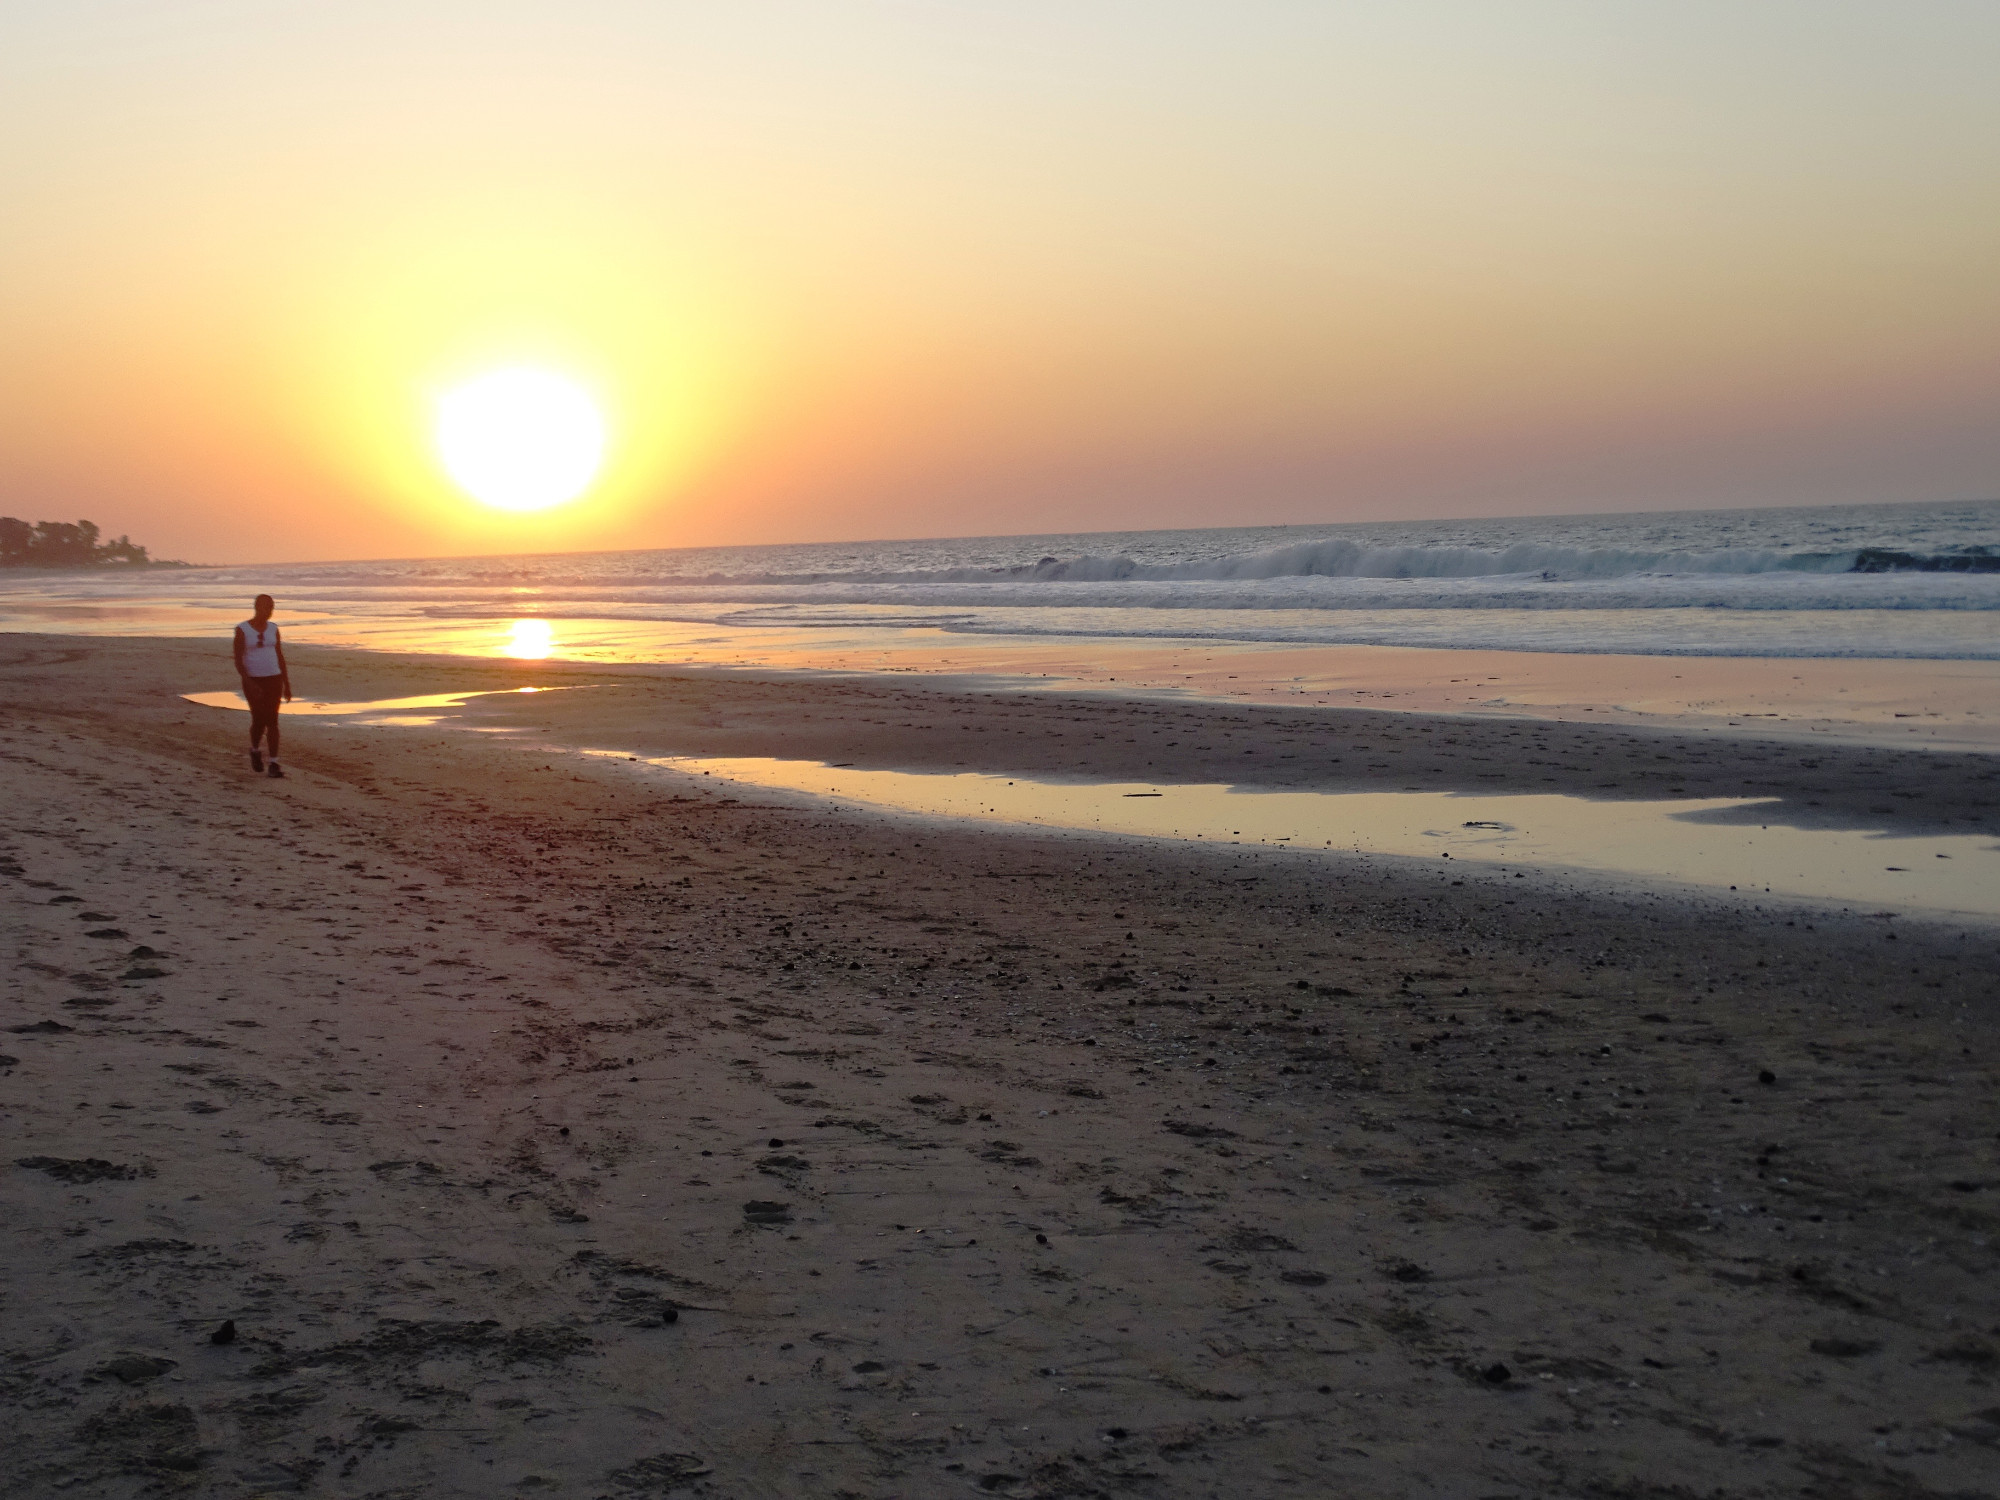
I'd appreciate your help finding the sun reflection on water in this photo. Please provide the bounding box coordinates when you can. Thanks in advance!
[506,619,555,658]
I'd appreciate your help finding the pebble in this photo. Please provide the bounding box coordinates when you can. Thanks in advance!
[103,1355,176,1383]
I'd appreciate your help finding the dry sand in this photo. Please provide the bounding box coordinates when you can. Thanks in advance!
[3,634,1997,1499]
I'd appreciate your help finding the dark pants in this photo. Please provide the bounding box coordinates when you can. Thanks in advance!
[244,675,283,753]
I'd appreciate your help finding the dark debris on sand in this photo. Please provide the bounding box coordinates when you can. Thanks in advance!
[250,1319,593,1379]
[17,1155,151,1183]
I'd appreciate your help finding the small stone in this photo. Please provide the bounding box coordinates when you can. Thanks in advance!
[103,1355,176,1383]
[210,1320,236,1345]
[1758,1069,1777,1085]
[1481,1362,1511,1385]
[1810,1337,1881,1358]
[614,1289,681,1327]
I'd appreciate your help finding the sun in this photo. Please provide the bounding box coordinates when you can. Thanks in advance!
[434,367,606,512]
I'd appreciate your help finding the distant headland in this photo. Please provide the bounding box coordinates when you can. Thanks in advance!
[0,517,187,568]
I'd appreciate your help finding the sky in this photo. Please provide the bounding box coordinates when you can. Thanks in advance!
[2,1,1997,564]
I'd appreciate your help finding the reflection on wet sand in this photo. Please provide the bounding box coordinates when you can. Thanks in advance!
[629,755,2000,920]
[355,618,2000,751]
[505,619,555,658]
[181,686,556,725]
[65,596,1994,751]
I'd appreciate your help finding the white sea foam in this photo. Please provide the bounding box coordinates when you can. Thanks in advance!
[850,538,1877,583]
[395,567,1999,616]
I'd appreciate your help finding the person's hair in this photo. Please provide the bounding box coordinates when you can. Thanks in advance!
[253,594,274,610]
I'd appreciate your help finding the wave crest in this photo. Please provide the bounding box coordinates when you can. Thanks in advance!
[700,539,1998,587]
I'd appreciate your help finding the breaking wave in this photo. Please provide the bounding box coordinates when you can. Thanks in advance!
[278,538,1997,593]
[801,539,1999,586]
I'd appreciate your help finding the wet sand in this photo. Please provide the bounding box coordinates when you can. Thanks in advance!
[608,758,2000,920]
[5,596,1997,751]
[267,640,1997,838]
[3,634,1998,1499]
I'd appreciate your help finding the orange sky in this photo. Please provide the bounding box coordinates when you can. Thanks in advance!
[2,2,1997,563]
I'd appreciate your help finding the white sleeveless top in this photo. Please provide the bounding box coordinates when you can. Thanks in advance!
[237,619,282,677]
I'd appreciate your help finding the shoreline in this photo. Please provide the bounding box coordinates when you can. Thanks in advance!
[3,634,1997,1497]
[2,606,1997,753]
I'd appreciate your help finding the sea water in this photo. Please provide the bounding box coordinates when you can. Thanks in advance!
[625,753,2000,921]
[4,498,1997,659]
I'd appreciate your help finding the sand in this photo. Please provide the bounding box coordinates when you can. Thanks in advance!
[3,633,1997,1499]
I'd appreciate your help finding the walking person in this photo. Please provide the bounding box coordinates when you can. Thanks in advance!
[233,594,291,778]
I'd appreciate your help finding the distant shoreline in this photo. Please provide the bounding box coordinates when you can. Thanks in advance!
[0,559,196,572]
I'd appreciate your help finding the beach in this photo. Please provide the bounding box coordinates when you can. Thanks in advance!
[4,633,1998,1498]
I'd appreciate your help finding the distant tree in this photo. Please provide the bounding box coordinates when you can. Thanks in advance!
[0,517,155,568]
[96,533,151,565]
[30,520,100,567]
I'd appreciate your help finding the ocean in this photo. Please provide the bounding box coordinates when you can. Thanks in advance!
[4,497,1996,661]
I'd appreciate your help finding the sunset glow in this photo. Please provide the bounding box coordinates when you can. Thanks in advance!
[2,5,1996,563]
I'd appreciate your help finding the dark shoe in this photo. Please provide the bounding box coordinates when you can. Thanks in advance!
[250,749,265,773]
[267,762,285,779]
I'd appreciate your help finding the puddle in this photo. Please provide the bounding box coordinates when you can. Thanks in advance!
[633,755,2000,920]
[181,686,556,725]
